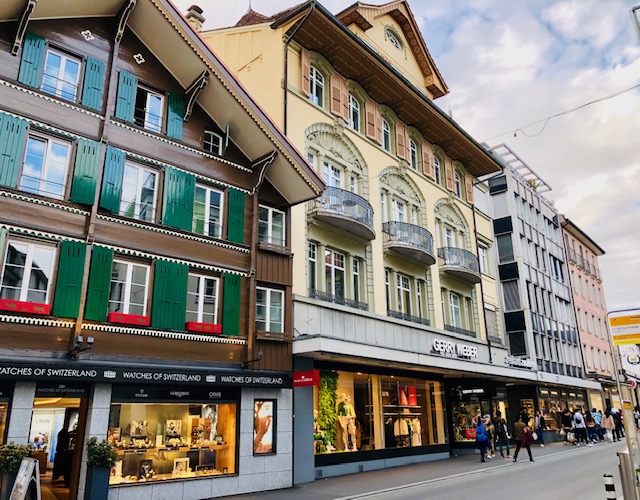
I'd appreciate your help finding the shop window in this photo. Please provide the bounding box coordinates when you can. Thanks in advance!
[118,163,157,222]
[108,399,237,485]
[0,240,55,305]
[108,260,149,316]
[193,184,223,238]
[21,135,72,200]
[313,370,446,455]
[203,130,223,155]
[258,206,285,247]
[309,65,324,106]
[255,287,283,333]
[186,273,218,324]
[41,48,81,101]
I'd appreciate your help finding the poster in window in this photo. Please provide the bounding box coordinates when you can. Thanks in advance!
[253,400,276,455]
[165,420,182,438]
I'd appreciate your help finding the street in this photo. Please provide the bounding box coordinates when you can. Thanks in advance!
[230,441,628,500]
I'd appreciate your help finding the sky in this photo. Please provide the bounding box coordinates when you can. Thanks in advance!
[172,0,640,312]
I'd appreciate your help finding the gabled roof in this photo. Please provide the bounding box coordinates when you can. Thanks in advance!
[0,0,324,205]
[335,1,448,98]
[233,5,302,28]
[560,215,606,256]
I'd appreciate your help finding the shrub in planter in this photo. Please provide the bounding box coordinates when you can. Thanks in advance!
[85,438,117,500]
[0,443,32,500]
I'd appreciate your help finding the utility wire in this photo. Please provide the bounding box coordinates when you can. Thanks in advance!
[483,82,640,142]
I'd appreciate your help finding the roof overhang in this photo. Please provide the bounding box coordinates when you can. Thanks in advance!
[272,1,502,177]
[560,215,605,256]
[0,0,324,205]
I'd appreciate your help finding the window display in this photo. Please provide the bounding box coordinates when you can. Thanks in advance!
[253,400,276,455]
[451,385,508,443]
[313,369,446,455]
[108,401,237,485]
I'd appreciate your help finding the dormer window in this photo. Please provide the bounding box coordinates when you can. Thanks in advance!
[204,130,223,155]
[134,86,164,134]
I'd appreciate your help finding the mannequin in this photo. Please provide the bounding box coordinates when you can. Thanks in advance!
[336,393,357,451]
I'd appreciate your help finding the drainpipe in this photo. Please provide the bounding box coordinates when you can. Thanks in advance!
[283,1,316,135]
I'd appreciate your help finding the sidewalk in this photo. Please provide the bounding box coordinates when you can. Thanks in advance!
[228,440,619,499]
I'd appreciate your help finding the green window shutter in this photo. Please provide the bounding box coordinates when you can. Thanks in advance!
[70,139,101,205]
[0,112,28,189]
[81,57,106,111]
[115,70,137,123]
[166,92,184,141]
[161,167,195,231]
[84,245,113,322]
[227,188,245,244]
[150,260,188,330]
[222,273,241,336]
[52,241,87,318]
[99,145,124,213]
[18,32,46,88]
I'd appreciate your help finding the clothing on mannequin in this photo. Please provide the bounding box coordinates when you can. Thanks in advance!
[336,393,357,451]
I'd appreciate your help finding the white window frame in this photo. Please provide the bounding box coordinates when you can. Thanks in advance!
[204,130,223,155]
[409,139,418,169]
[352,258,361,304]
[454,172,462,197]
[134,86,164,134]
[41,48,81,101]
[382,118,391,152]
[20,134,72,200]
[193,184,223,238]
[434,156,441,184]
[0,240,56,304]
[325,249,345,298]
[396,274,411,315]
[256,287,284,333]
[444,226,455,248]
[120,162,157,222]
[387,30,402,50]
[449,292,462,328]
[108,259,150,315]
[310,65,324,106]
[308,242,317,291]
[392,199,406,222]
[349,95,360,132]
[258,205,286,246]
[322,162,343,188]
[478,245,488,274]
[186,273,219,324]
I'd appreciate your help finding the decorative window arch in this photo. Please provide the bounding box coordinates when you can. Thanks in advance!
[385,26,404,51]
[379,167,426,225]
[434,198,471,250]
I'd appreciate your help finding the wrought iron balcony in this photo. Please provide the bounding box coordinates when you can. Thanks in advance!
[387,309,430,326]
[382,221,436,266]
[308,186,375,240]
[309,289,368,311]
[437,247,481,284]
[444,324,477,337]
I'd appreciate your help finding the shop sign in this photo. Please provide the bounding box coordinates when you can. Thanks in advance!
[431,339,478,359]
[0,362,291,388]
[293,369,320,387]
[112,385,240,403]
[627,354,640,365]
[504,356,535,369]
[36,383,87,397]
[461,388,484,395]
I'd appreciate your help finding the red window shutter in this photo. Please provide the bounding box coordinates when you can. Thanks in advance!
[341,77,350,122]
[445,158,455,192]
[396,121,407,160]
[422,142,434,179]
[465,174,474,203]
[365,101,377,140]
[330,74,343,117]
[301,48,310,97]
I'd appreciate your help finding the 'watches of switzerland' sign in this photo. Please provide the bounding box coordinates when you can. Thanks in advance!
[432,339,478,359]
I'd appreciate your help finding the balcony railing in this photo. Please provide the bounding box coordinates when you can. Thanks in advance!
[387,309,430,326]
[382,221,435,266]
[444,324,476,337]
[309,187,375,240]
[437,247,481,283]
[309,289,368,311]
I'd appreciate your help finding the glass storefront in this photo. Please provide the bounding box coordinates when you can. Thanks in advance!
[108,389,238,485]
[313,370,446,454]
[0,383,11,444]
[537,386,588,431]
[450,384,509,443]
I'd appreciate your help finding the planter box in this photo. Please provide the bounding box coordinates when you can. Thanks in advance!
[84,466,109,500]
[0,299,50,315]
[185,322,222,334]
[107,312,150,326]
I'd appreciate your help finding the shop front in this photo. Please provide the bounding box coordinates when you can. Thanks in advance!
[0,360,292,499]
[0,382,12,444]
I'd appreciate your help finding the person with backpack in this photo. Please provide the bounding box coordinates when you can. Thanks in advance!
[475,414,491,463]
[573,407,588,446]
[493,411,511,459]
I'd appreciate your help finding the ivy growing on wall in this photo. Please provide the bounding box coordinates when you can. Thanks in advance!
[318,370,338,447]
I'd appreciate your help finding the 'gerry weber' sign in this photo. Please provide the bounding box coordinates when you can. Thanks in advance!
[432,338,478,359]
[504,356,535,369]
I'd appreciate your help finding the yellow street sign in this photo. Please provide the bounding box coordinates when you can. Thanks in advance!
[609,310,640,346]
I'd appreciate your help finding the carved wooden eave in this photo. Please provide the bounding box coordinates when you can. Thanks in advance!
[116,0,136,44]
[336,0,448,98]
[184,69,209,121]
[11,0,37,55]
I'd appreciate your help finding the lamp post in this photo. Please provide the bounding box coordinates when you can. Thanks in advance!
[632,5,640,42]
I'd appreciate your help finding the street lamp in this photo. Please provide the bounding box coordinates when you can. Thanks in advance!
[633,5,640,42]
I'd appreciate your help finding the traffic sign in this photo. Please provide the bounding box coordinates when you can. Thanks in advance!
[609,309,640,345]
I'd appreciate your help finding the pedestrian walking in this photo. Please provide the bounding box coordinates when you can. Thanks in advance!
[534,410,546,447]
[476,414,491,462]
[585,409,596,444]
[602,409,615,442]
[493,411,511,459]
[561,408,573,445]
[612,408,623,442]
[591,408,603,441]
[513,418,534,462]
[573,407,589,446]
[485,417,495,458]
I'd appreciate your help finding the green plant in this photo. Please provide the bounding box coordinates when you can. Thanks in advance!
[318,370,339,447]
[86,437,117,468]
[0,443,32,474]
